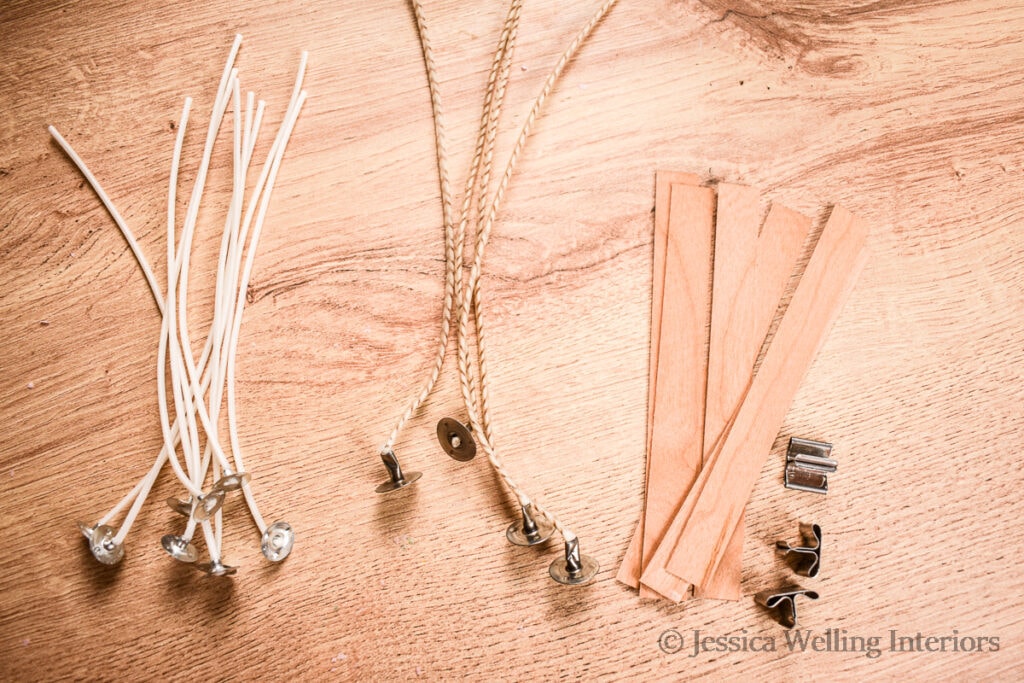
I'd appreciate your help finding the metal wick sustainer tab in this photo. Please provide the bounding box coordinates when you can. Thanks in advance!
[375,447,422,494]
[776,522,823,578]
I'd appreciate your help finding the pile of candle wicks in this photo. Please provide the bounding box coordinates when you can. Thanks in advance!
[50,34,307,575]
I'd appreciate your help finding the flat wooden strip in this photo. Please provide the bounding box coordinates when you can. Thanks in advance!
[646,171,703,479]
[647,172,702,466]
[696,196,813,600]
[616,171,700,589]
[635,182,714,598]
[641,205,869,600]
[702,197,813,458]
[635,183,759,600]
[691,183,760,601]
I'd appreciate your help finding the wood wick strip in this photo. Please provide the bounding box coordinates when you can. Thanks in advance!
[696,189,813,600]
[616,171,700,590]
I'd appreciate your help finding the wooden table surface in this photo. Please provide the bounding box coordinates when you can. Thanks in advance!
[2,0,1022,679]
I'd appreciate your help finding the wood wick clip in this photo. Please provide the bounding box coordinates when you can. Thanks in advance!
[757,522,823,626]
[754,586,819,629]
[784,437,837,495]
[776,522,822,578]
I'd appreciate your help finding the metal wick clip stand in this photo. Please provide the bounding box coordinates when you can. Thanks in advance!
[375,447,422,494]
[754,586,819,629]
[776,522,822,578]
[783,437,837,494]
[756,523,823,627]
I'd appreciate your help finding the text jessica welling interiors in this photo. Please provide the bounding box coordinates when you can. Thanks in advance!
[658,628,1000,659]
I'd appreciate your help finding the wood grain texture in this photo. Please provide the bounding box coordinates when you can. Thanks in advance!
[697,191,813,600]
[637,183,713,600]
[1,0,1023,679]
[616,171,699,590]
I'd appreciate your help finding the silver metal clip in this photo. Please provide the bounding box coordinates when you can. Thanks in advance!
[754,585,819,628]
[776,522,822,578]
[784,437,836,494]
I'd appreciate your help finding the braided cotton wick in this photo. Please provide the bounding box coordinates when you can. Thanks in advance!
[383,0,522,456]
[385,0,522,465]
[452,0,523,459]
[462,0,619,540]
[381,0,460,455]
[400,0,618,544]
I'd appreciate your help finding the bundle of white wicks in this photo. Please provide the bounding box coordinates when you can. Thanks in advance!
[51,35,307,575]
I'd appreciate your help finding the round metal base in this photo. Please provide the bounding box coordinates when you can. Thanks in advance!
[549,554,600,585]
[261,521,295,562]
[192,489,226,521]
[506,518,555,546]
[89,525,125,566]
[212,471,250,493]
[436,418,476,461]
[195,560,237,576]
[166,497,192,517]
[161,535,198,563]
[375,470,422,494]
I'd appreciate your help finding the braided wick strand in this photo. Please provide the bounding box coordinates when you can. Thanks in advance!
[459,0,620,540]
[382,0,461,455]
[385,0,522,455]
[405,0,533,509]
[451,0,523,459]
[396,0,618,547]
